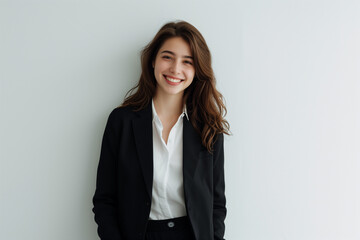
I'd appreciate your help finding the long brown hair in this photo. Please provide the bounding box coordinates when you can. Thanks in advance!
[121,20,230,151]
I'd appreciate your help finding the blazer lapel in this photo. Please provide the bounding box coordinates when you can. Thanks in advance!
[183,117,203,179]
[132,103,153,199]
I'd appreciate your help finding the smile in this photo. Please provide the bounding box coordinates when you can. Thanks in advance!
[164,75,183,85]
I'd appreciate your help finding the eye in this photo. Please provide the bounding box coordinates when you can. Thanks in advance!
[162,55,171,60]
[184,60,193,65]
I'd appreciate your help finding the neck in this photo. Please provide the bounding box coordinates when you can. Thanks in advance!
[153,93,184,119]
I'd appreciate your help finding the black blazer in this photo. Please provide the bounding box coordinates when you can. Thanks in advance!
[92,102,226,240]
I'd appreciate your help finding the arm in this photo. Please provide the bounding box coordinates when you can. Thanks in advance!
[213,133,227,240]
[92,109,122,240]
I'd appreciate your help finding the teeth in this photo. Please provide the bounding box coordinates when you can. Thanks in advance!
[166,76,181,83]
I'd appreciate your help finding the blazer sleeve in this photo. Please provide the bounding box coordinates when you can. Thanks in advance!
[92,109,122,240]
[213,133,227,240]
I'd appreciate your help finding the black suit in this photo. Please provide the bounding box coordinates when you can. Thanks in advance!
[92,102,226,240]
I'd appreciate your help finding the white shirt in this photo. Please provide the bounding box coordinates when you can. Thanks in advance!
[149,99,189,220]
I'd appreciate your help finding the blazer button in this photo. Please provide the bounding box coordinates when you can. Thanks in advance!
[146,202,150,206]
[167,221,175,228]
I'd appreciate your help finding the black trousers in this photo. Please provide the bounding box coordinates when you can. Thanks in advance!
[145,216,196,240]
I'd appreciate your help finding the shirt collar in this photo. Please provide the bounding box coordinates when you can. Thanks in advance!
[152,99,189,121]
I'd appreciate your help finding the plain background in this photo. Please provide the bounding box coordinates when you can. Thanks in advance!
[1,0,359,239]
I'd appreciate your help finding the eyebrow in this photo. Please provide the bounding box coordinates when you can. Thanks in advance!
[160,50,193,59]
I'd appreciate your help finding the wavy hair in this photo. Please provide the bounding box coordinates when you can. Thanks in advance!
[121,20,230,151]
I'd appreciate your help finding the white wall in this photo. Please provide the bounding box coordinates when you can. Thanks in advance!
[1,0,359,239]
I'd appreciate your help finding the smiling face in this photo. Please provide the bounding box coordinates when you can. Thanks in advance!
[152,37,195,98]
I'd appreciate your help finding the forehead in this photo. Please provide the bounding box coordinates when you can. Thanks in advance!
[158,37,192,56]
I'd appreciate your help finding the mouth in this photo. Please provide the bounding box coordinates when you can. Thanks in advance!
[163,75,184,85]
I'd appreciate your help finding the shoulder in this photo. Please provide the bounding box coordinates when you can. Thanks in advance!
[109,105,136,119]
[212,132,224,155]
[106,105,139,127]
[212,132,224,147]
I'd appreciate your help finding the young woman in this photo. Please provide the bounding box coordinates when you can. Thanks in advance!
[92,20,230,240]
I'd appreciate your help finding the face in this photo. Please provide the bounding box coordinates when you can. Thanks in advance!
[152,37,195,98]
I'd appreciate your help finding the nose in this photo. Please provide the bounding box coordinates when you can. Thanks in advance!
[170,60,181,74]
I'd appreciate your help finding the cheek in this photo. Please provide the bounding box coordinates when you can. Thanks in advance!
[185,73,195,86]
[186,69,195,80]
[154,65,163,79]
[154,60,168,72]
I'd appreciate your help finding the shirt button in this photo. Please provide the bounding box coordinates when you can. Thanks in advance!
[168,221,175,228]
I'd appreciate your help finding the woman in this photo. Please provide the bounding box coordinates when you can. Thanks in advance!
[92,20,230,240]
